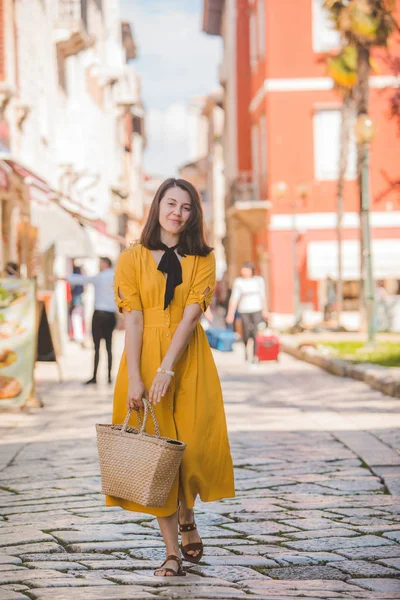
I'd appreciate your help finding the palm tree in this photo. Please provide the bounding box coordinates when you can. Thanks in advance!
[324,0,397,326]
[326,45,357,324]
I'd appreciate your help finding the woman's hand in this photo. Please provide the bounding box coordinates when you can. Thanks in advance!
[226,312,235,325]
[149,372,172,405]
[127,378,147,411]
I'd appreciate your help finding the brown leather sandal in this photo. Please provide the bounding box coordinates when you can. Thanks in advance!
[179,520,204,564]
[154,554,186,577]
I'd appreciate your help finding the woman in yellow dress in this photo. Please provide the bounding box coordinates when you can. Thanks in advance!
[108,178,235,577]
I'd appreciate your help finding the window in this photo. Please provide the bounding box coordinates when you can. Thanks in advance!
[132,116,142,136]
[313,109,357,181]
[312,0,340,53]
[257,0,266,57]
[251,124,260,200]
[250,11,257,71]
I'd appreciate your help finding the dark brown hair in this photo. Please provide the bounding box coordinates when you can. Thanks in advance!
[140,178,212,256]
[100,257,112,268]
[242,262,255,276]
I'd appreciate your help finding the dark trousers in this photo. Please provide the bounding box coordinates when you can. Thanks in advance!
[241,311,263,359]
[91,310,117,381]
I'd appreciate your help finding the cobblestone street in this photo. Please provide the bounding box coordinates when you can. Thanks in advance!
[1,333,400,599]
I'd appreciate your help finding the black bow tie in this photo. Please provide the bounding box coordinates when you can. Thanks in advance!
[157,243,183,309]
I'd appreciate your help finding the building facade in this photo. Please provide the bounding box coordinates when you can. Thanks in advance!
[203,0,270,298]
[202,90,226,280]
[203,0,400,328]
[0,0,145,271]
[180,90,227,280]
[0,0,146,344]
[250,0,400,328]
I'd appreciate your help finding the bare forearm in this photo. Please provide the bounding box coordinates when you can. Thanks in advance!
[227,298,238,316]
[161,318,198,371]
[262,296,268,312]
[124,312,143,380]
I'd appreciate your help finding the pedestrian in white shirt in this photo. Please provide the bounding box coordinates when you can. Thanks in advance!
[226,262,268,362]
[68,257,117,385]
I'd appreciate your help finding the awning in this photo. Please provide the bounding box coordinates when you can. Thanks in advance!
[307,239,400,280]
[31,201,95,258]
[0,160,11,191]
[0,155,125,259]
[0,156,53,204]
[227,200,271,233]
[85,227,121,261]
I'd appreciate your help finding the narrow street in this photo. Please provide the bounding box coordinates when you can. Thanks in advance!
[0,335,400,599]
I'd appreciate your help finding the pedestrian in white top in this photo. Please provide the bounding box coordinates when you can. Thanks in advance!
[67,257,117,385]
[226,262,268,362]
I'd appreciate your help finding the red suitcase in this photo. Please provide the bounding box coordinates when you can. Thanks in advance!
[255,333,280,361]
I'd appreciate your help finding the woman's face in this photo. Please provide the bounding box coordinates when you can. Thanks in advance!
[159,186,192,235]
[241,267,253,278]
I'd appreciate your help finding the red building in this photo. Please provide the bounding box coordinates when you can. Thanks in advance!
[203,0,400,327]
[203,0,270,295]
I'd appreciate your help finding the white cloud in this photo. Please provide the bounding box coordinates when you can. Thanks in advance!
[120,0,221,176]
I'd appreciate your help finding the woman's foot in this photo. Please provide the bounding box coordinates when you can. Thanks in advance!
[154,554,186,577]
[178,507,203,561]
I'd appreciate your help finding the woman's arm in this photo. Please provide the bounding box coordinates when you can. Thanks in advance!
[226,279,240,324]
[149,303,202,404]
[259,276,269,321]
[262,295,269,321]
[67,273,96,286]
[123,308,146,410]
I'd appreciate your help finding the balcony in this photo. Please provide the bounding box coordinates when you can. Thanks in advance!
[231,172,255,204]
[54,0,95,57]
[227,172,271,232]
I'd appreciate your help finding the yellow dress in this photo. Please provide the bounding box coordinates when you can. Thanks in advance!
[106,243,235,517]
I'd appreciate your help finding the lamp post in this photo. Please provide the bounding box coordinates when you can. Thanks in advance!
[354,113,376,346]
[294,184,309,325]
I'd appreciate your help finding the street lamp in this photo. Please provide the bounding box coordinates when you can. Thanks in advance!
[354,113,376,346]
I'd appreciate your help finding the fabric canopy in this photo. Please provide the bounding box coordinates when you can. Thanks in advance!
[307,239,400,280]
[31,201,95,258]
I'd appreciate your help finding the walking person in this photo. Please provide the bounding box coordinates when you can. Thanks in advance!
[226,262,268,362]
[68,262,86,347]
[109,178,235,577]
[67,257,117,385]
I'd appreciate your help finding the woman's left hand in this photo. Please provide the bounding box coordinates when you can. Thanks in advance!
[149,372,172,404]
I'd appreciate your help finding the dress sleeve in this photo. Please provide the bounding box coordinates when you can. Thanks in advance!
[185,252,216,313]
[114,248,143,313]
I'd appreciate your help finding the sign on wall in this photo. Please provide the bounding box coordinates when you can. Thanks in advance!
[0,278,36,407]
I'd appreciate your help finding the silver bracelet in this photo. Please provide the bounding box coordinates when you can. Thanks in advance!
[157,367,174,377]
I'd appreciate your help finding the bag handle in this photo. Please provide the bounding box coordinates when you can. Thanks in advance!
[121,398,160,438]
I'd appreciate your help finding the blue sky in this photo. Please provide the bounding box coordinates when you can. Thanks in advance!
[120,0,222,176]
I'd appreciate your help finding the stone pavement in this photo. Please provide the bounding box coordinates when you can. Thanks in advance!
[0,333,400,600]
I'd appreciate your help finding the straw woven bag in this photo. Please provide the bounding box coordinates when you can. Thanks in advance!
[96,398,186,507]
